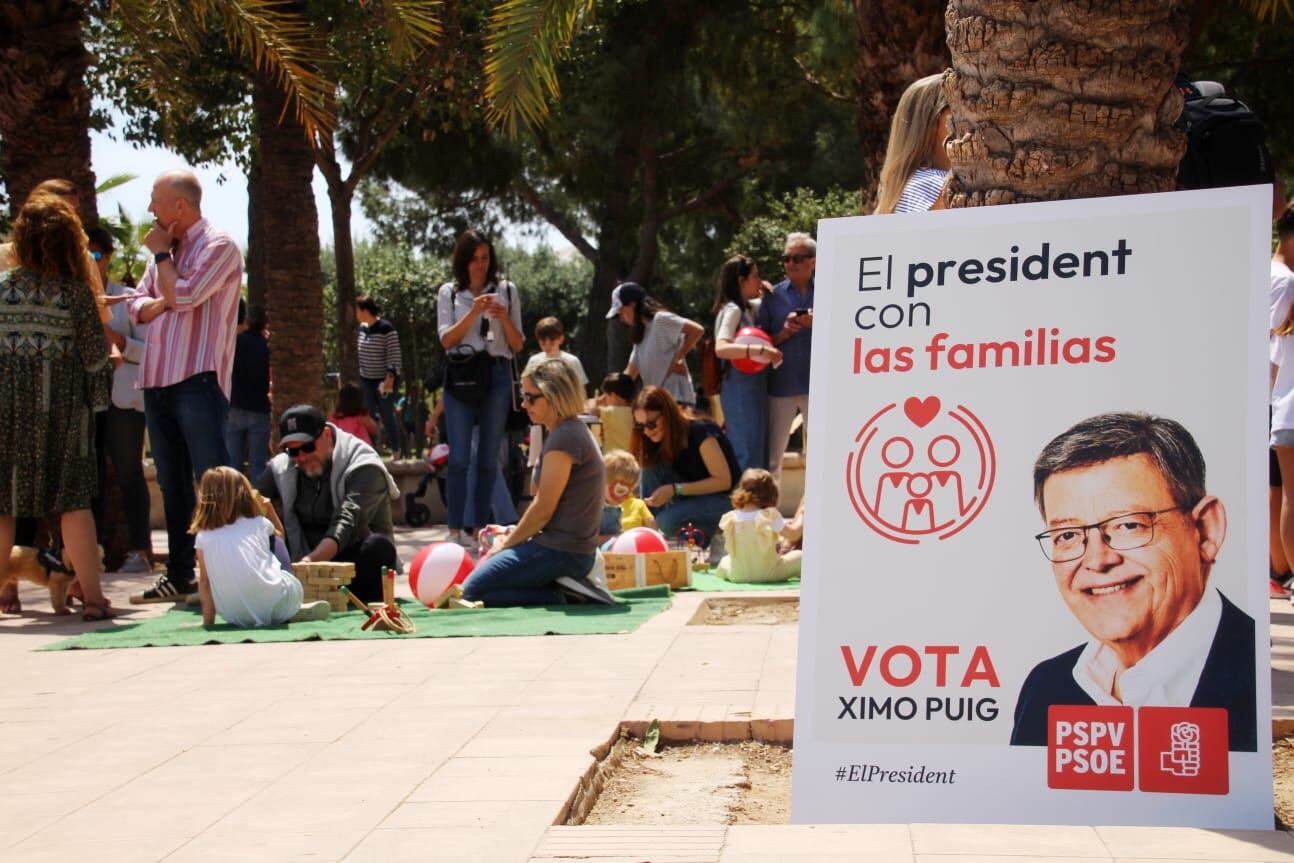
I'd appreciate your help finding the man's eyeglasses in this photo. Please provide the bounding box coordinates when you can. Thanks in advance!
[782,253,814,264]
[90,250,104,262]
[634,415,662,432]
[1034,507,1185,563]
[283,439,319,458]
[521,391,545,406]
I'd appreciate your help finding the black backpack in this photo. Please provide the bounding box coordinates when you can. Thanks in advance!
[1176,78,1273,191]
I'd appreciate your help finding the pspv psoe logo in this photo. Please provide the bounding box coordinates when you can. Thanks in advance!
[846,396,995,545]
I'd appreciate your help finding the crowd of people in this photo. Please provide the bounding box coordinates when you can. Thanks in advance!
[0,70,1088,622]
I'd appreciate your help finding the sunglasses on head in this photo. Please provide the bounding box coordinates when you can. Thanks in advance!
[782,253,814,264]
[283,439,319,458]
[634,416,662,432]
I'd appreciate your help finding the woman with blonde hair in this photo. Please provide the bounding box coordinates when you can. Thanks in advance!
[873,73,953,215]
[0,195,114,620]
[461,358,613,606]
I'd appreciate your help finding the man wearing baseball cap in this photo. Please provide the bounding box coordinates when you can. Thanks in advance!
[254,404,400,601]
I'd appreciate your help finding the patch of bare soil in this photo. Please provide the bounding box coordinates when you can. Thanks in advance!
[698,599,798,626]
[579,740,792,825]
[1275,737,1294,827]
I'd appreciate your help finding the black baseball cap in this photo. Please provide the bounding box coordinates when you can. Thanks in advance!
[279,405,326,446]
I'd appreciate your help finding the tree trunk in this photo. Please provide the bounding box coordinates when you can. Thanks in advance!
[329,183,359,384]
[246,142,267,313]
[252,73,324,425]
[944,0,1189,207]
[0,0,98,223]
[854,0,950,208]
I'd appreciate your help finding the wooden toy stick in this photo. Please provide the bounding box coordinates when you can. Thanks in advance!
[339,586,369,614]
[382,566,396,607]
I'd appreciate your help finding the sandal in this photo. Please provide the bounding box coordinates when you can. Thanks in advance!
[81,601,115,622]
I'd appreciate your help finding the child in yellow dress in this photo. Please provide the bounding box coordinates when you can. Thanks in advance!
[716,469,802,583]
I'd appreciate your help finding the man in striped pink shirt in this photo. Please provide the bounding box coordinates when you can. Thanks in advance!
[128,170,243,603]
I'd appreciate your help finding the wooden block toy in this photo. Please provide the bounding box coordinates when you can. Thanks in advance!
[292,561,358,611]
[603,550,690,591]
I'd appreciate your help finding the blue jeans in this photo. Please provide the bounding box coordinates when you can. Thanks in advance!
[719,367,768,473]
[144,372,230,583]
[444,358,512,530]
[225,407,271,482]
[465,427,519,527]
[361,376,404,454]
[641,462,730,547]
[462,540,594,607]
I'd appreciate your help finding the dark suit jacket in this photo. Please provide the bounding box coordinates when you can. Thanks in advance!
[1009,591,1256,751]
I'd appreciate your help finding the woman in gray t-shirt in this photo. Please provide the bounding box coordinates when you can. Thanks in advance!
[461,359,612,606]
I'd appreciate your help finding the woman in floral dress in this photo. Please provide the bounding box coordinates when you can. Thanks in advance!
[0,195,115,620]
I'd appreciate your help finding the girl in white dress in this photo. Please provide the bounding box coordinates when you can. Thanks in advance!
[190,467,330,627]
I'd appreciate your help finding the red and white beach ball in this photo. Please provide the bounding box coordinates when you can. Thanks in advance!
[731,327,773,374]
[427,443,450,468]
[408,542,475,606]
[610,527,669,555]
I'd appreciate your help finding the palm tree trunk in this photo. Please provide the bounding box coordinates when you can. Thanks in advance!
[944,0,1190,207]
[251,72,324,423]
[328,183,360,384]
[854,0,950,207]
[0,0,98,223]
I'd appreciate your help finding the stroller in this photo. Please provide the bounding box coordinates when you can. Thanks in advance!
[403,443,449,527]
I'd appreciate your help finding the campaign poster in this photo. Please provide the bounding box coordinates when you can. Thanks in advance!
[791,187,1274,828]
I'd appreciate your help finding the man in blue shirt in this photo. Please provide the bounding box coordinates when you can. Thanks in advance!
[755,232,815,479]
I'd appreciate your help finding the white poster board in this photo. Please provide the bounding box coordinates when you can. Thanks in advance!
[791,187,1273,828]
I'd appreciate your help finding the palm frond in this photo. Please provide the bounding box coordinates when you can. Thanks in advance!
[95,173,138,196]
[483,0,593,138]
[371,0,442,60]
[1239,0,1294,20]
[116,0,337,139]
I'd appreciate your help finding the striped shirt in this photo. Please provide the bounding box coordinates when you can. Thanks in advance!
[357,318,402,380]
[895,167,948,214]
[128,218,243,396]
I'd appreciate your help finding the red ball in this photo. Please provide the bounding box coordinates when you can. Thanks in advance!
[408,542,475,607]
[731,326,773,374]
[610,527,669,554]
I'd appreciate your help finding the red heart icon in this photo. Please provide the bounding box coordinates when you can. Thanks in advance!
[903,396,940,428]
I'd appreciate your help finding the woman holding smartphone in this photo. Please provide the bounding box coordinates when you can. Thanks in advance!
[437,230,524,548]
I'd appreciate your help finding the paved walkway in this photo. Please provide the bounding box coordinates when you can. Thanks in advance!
[0,528,1292,862]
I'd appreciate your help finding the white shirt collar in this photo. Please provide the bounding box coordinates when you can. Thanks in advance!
[1071,586,1222,707]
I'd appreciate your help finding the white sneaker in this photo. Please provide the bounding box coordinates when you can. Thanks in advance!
[450,530,477,550]
[290,600,332,622]
[119,552,153,573]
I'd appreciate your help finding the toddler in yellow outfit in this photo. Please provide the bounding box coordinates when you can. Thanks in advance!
[716,469,802,583]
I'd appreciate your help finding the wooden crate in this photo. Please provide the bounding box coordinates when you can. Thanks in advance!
[291,561,357,613]
[603,550,691,591]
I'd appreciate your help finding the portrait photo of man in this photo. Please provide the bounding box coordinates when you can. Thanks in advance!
[1010,412,1257,751]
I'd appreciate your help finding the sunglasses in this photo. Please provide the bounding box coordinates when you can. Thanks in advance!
[633,416,662,432]
[283,439,319,458]
[521,391,545,406]
[782,253,814,264]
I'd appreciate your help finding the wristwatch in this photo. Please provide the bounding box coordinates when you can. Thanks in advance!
[153,251,171,264]
[673,482,685,498]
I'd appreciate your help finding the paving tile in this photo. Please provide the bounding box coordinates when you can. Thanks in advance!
[533,825,727,862]
[721,825,912,862]
[379,799,560,830]
[1095,827,1294,861]
[911,824,1110,857]
[345,826,541,862]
